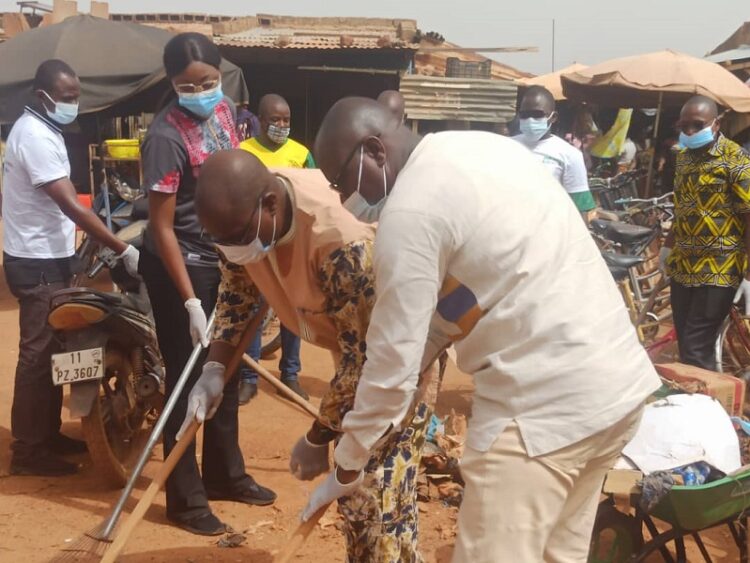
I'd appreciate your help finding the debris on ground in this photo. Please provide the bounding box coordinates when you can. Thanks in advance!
[217,531,247,548]
[420,410,467,506]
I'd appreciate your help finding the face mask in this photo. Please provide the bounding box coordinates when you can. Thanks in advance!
[518,116,551,144]
[267,124,290,144]
[215,201,276,265]
[42,91,79,125]
[178,83,223,119]
[343,145,388,224]
[679,122,716,150]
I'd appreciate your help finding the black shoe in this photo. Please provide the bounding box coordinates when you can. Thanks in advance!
[279,379,309,401]
[238,381,258,405]
[10,450,78,477]
[206,481,277,507]
[168,512,226,536]
[48,433,88,456]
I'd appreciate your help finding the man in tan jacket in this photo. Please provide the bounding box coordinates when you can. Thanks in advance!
[177,149,436,562]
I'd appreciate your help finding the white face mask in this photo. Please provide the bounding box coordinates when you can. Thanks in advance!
[215,201,276,265]
[343,145,388,224]
[42,90,79,125]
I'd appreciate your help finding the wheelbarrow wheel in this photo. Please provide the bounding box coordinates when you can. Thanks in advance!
[588,501,644,563]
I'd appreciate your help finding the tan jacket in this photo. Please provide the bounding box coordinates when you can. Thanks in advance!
[241,168,374,349]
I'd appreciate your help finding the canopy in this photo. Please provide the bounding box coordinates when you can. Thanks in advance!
[516,63,588,101]
[0,15,249,123]
[561,49,750,112]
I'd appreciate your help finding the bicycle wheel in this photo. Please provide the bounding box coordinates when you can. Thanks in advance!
[716,308,750,375]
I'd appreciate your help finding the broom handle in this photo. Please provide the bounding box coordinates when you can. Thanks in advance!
[274,503,332,563]
[101,303,269,563]
[274,352,448,563]
[242,354,320,419]
[101,309,216,537]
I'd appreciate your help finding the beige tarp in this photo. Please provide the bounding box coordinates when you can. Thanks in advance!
[561,50,750,112]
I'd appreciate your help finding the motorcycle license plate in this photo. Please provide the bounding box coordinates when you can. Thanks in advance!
[51,347,104,386]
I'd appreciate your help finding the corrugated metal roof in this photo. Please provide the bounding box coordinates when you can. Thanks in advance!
[400,75,517,122]
[216,25,417,50]
[705,45,750,64]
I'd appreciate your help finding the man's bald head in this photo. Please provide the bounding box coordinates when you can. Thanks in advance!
[519,86,556,117]
[679,95,721,141]
[377,90,405,122]
[681,95,719,121]
[315,96,398,174]
[258,93,290,120]
[315,96,418,208]
[196,149,275,241]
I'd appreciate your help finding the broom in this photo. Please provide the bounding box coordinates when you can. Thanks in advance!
[48,304,263,562]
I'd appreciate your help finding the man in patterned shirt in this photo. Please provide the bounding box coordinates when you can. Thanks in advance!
[178,149,439,562]
[660,95,750,370]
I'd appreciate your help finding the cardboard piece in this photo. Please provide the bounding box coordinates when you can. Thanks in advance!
[655,362,745,416]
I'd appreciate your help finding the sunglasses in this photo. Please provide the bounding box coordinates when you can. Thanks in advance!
[174,78,221,95]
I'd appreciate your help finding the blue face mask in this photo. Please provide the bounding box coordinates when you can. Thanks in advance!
[679,122,716,150]
[178,83,223,119]
[519,117,551,144]
[42,91,79,125]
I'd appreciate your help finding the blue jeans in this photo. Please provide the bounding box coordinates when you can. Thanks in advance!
[240,324,301,384]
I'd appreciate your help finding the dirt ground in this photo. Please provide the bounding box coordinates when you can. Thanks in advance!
[0,246,740,562]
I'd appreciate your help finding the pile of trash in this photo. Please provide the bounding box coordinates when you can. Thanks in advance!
[418,409,467,507]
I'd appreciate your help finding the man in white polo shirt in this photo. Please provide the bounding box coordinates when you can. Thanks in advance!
[514,86,595,220]
[304,98,661,562]
[2,59,139,476]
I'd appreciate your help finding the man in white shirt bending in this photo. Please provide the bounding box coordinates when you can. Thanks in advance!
[300,97,660,563]
[514,86,596,219]
[2,59,139,476]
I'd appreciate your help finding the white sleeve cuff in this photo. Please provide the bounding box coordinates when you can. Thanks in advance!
[334,433,372,471]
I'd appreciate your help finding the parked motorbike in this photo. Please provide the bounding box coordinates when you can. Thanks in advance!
[48,221,163,488]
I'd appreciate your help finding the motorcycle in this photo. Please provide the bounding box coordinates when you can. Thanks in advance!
[75,167,147,285]
[48,221,164,488]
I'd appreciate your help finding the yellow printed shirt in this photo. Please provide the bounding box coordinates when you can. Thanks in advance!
[239,136,316,169]
[668,135,750,288]
[213,241,375,433]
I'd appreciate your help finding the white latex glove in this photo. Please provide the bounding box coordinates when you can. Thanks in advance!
[734,278,750,316]
[118,244,141,279]
[289,434,330,481]
[301,467,364,522]
[185,298,209,347]
[658,246,672,279]
[176,361,225,440]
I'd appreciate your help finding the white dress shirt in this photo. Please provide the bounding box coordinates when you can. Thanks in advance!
[335,132,661,471]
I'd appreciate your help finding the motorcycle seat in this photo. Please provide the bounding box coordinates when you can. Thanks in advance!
[591,219,653,245]
[608,266,630,282]
[602,253,645,270]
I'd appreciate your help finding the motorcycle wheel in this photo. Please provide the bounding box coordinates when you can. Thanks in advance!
[260,309,282,359]
[81,348,150,488]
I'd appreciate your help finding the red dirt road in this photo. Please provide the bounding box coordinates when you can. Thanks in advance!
[0,246,737,562]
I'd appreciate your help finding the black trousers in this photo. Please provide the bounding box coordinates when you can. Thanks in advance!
[140,249,251,520]
[671,281,736,371]
[6,276,68,457]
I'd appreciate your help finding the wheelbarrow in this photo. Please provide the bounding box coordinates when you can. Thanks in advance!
[589,466,750,563]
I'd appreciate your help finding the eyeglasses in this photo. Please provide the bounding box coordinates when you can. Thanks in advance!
[174,78,221,95]
[329,142,364,194]
[206,208,259,247]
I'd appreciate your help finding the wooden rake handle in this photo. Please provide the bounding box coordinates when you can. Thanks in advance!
[274,503,333,563]
[242,354,320,419]
[101,304,269,563]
